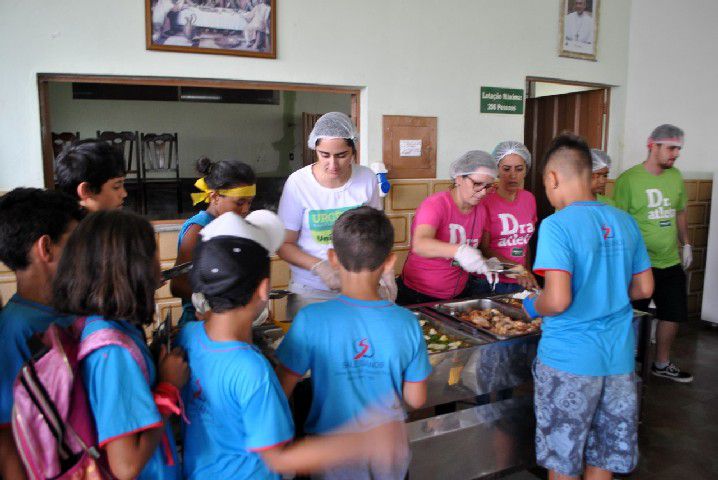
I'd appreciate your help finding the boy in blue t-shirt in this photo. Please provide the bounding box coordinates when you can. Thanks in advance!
[179,211,407,480]
[0,188,84,479]
[276,206,432,480]
[522,134,654,480]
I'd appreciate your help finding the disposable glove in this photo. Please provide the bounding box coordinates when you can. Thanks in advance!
[453,244,489,275]
[682,244,693,270]
[311,259,341,290]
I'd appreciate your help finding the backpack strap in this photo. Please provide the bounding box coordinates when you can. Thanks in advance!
[77,318,150,383]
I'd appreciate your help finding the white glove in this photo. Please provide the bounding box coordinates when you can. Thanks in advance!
[453,244,488,275]
[682,244,693,270]
[378,271,398,302]
[311,259,341,290]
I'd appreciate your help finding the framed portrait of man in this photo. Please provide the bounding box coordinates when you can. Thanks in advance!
[559,0,599,61]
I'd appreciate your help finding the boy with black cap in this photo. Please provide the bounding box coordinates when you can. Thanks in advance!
[177,210,406,480]
[522,134,654,480]
[276,206,431,480]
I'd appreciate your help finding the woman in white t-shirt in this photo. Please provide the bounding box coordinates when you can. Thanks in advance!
[277,112,382,318]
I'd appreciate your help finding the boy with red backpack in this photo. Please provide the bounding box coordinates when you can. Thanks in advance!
[0,188,84,479]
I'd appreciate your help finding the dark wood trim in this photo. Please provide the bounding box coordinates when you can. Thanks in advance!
[38,78,55,188]
[144,0,277,59]
[37,73,362,190]
[37,73,361,96]
[525,76,616,97]
[603,88,611,150]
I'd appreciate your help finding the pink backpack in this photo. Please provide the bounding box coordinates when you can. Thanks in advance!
[11,316,149,480]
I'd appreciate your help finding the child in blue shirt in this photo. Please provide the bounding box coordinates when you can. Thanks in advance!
[522,134,654,480]
[0,188,84,479]
[53,210,189,480]
[276,206,432,479]
[171,157,256,324]
[179,210,407,479]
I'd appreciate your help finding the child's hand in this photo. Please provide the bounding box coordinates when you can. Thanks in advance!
[361,420,409,472]
[158,345,189,389]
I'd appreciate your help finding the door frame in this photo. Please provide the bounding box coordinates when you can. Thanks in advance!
[37,73,362,188]
[525,76,614,151]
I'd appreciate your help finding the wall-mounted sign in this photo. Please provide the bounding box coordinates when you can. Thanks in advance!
[480,87,524,114]
[399,139,422,157]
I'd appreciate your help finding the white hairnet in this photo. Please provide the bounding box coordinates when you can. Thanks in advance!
[307,112,359,150]
[590,149,611,172]
[449,150,497,179]
[492,141,532,169]
[647,124,684,148]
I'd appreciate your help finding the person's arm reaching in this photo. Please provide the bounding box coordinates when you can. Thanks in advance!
[629,269,654,301]
[524,270,572,318]
[259,420,407,475]
[0,428,26,480]
[402,381,427,410]
[170,224,202,300]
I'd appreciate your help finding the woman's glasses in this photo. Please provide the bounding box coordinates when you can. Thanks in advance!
[462,176,494,193]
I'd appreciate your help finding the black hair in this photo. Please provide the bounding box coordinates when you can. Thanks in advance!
[54,139,126,198]
[196,157,256,190]
[191,237,270,312]
[543,132,593,179]
[315,138,357,155]
[53,210,158,326]
[332,206,394,272]
[0,188,85,271]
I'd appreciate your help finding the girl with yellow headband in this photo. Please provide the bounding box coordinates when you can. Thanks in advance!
[171,157,256,325]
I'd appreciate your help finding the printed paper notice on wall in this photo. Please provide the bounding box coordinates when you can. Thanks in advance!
[399,139,422,157]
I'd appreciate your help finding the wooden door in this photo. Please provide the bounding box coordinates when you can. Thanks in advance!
[524,88,610,221]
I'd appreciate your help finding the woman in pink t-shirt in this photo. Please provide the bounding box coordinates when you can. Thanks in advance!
[471,141,539,295]
[397,151,498,305]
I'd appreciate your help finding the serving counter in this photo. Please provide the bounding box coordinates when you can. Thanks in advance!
[254,295,652,480]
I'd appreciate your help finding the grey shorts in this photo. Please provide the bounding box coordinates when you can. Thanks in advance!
[533,359,638,477]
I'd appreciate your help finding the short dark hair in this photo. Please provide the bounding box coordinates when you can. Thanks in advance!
[53,210,158,326]
[332,206,394,272]
[543,132,593,179]
[55,140,127,198]
[196,157,256,190]
[0,188,84,271]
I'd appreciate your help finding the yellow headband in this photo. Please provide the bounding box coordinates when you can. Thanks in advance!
[190,177,257,206]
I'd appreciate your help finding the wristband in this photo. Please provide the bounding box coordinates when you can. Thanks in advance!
[153,382,188,422]
[523,296,540,319]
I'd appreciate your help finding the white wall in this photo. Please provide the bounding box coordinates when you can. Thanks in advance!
[622,0,718,178]
[48,84,349,177]
[0,0,633,190]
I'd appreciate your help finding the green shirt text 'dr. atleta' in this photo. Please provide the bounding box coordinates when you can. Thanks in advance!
[613,163,685,268]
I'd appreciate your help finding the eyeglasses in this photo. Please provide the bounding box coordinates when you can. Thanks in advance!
[462,176,493,193]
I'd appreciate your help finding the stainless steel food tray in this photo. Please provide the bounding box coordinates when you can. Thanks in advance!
[427,298,537,340]
[410,308,485,354]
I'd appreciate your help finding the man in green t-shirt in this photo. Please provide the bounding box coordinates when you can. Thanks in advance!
[590,149,615,206]
[614,124,693,383]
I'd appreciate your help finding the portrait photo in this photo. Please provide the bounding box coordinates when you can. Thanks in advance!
[146,0,276,59]
[559,0,599,61]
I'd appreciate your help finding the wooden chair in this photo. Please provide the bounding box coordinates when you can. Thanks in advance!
[140,133,182,215]
[96,130,142,212]
[51,131,80,166]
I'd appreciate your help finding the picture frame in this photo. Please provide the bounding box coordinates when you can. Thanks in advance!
[559,0,599,61]
[145,0,276,59]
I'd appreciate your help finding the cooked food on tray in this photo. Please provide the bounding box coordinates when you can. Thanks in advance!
[495,297,524,309]
[457,308,541,336]
[418,318,470,353]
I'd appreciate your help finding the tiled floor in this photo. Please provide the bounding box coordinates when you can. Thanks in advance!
[505,319,718,480]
